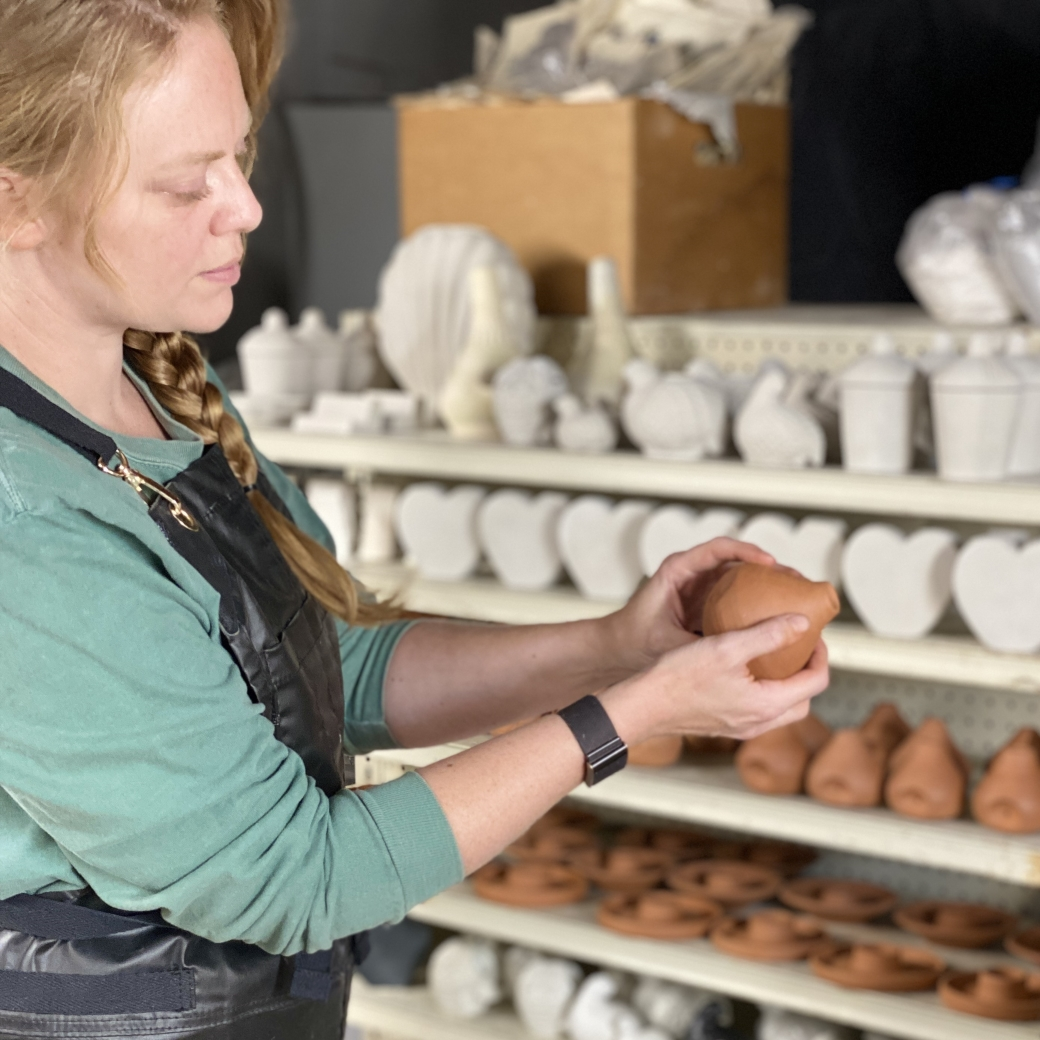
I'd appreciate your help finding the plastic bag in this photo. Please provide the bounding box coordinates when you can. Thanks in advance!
[991,188,1040,326]
[896,187,1019,326]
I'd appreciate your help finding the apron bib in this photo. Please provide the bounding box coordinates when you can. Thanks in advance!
[0,367,363,1038]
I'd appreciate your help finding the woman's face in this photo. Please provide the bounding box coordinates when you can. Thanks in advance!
[45,16,263,336]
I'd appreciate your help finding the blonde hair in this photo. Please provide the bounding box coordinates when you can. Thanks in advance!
[0,0,393,625]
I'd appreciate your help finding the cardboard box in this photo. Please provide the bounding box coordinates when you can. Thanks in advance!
[397,95,789,315]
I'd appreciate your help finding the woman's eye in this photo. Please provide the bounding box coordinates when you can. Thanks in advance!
[174,186,212,203]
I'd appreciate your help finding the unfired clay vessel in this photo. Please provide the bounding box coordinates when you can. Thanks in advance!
[972,728,1040,833]
[939,968,1040,1021]
[627,735,684,768]
[575,847,676,894]
[666,859,781,908]
[894,901,1017,949]
[473,861,589,907]
[597,891,724,940]
[710,910,835,962]
[736,714,832,795]
[507,825,600,864]
[702,564,840,680]
[778,879,898,923]
[810,943,945,992]
[1006,926,1040,966]
[884,717,969,820]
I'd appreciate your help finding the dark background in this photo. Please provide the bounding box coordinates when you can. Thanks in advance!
[199,0,1040,365]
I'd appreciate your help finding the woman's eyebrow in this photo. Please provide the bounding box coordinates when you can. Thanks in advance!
[156,114,252,169]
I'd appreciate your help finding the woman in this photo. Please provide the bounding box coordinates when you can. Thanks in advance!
[0,1,829,1037]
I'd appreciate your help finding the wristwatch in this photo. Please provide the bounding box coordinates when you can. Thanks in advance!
[557,695,628,787]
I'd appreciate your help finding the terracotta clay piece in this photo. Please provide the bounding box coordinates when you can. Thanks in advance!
[532,806,601,833]
[810,943,945,992]
[702,564,840,680]
[574,847,676,894]
[884,717,969,821]
[972,729,1040,833]
[627,734,685,768]
[744,840,817,877]
[894,901,1017,949]
[667,859,781,908]
[684,735,741,756]
[614,827,717,861]
[711,910,836,962]
[473,861,589,908]
[1005,926,1040,966]
[940,969,1040,1021]
[507,825,600,864]
[596,891,724,941]
[860,702,913,755]
[736,714,832,795]
[778,878,898,923]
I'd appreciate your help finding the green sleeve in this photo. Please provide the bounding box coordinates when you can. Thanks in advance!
[0,505,463,955]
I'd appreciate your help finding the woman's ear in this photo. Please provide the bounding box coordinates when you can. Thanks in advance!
[0,169,47,250]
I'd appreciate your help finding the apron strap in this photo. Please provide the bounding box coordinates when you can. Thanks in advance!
[0,893,163,940]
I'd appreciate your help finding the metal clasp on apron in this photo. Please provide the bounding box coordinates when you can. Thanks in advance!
[99,449,200,532]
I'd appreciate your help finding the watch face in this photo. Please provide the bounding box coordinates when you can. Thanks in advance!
[587,738,628,786]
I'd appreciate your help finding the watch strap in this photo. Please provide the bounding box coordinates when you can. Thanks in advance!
[557,695,628,786]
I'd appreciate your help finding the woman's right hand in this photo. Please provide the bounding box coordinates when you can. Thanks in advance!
[600,613,830,745]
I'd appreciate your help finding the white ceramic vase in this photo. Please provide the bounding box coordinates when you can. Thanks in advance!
[638,505,745,577]
[238,307,312,397]
[477,489,569,591]
[492,356,570,447]
[553,394,619,453]
[394,483,487,581]
[1004,332,1040,477]
[571,257,635,408]
[427,937,501,1019]
[356,483,399,564]
[293,307,344,393]
[734,366,826,469]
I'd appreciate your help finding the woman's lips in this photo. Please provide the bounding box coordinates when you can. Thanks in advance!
[201,261,241,284]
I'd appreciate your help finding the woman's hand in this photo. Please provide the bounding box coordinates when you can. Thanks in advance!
[600,613,830,745]
[601,537,778,676]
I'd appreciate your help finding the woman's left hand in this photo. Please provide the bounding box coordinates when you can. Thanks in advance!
[602,537,778,675]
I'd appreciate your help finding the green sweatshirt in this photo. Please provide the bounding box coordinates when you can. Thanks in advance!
[0,345,463,956]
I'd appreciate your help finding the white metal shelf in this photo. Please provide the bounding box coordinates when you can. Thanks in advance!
[252,428,1040,526]
[352,563,1040,694]
[408,885,1040,1040]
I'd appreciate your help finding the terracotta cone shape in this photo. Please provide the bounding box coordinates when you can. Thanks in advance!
[895,901,1017,949]
[711,910,836,962]
[507,825,600,864]
[627,734,684,767]
[737,715,832,795]
[684,735,740,756]
[940,969,1040,1021]
[575,847,675,894]
[1007,926,1040,966]
[667,859,781,907]
[778,878,898,923]
[806,729,886,807]
[473,861,588,908]
[810,943,945,992]
[972,729,1040,833]
[860,702,912,756]
[597,890,724,940]
[885,718,969,820]
[702,563,840,680]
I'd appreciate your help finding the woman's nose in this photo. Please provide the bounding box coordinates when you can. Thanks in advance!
[213,162,263,237]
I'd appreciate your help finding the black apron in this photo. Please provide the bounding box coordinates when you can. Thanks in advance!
[0,367,365,1039]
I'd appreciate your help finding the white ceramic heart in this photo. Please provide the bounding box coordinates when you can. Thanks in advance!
[513,955,583,1039]
[304,479,355,566]
[558,496,652,601]
[478,490,569,591]
[427,937,501,1019]
[738,512,847,587]
[492,356,570,447]
[394,483,487,581]
[841,524,958,639]
[356,483,400,564]
[638,505,745,577]
[952,531,1040,653]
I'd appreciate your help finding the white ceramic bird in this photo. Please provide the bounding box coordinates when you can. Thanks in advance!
[734,366,826,469]
[553,393,619,453]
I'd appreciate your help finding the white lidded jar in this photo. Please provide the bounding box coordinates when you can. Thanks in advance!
[931,331,1021,481]
[237,307,311,397]
[839,333,917,474]
[293,307,344,394]
[1004,331,1040,477]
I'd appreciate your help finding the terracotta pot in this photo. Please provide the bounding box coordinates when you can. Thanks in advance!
[507,825,600,864]
[940,969,1040,1021]
[805,729,886,807]
[702,563,840,680]
[895,901,1017,949]
[884,718,969,820]
[666,859,781,908]
[614,827,717,861]
[711,910,835,962]
[473,861,588,908]
[736,715,832,795]
[972,729,1040,833]
[778,878,898,923]
[859,702,912,756]
[744,840,818,877]
[684,735,741,756]
[810,943,945,992]
[575,847,675,894]
[1006,926,1040,966]
[627,734,684,768]
[597,890,724,940]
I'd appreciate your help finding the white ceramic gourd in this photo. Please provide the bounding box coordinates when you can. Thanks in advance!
[375,225,536,412]
[478,490,569,591]
[738,513,847,588]
[553,394,619,453]
[839,334,917,474]
[492,356,570,447]
[558,496,652,601]
[734,366,827,469]
[513,954,583,1039]
[355,483,399,564]
[394,483,487,582]
[638,506,745,577]
[237,307,312,398]
[570,257,635,408]
[304,479,355,566]
[1004,332,1040,477]
[931,332,1021,481]
[293,307,344,394]
[337,309,379,392]
[841,523,958,639]
[427,937,501,1019]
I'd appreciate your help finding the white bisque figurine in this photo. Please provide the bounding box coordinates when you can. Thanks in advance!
[734,366,826,469]
[632,977,733,1040]
[291,393,381,437]
[553,394,619,454]
[565,973,637,1040]
[953,530,1040,654]
[570,256,635,409]
[478,489,569,591]
[237,306,311,398]
[293,307,344,394]
[839,334,917,474]
[439,265,519,440]
[1004,332,1040,478]
[790,370,842,464]
[355,483,399,564]
[931,332,1020,482]
[427,937,501,1019]
[492,355,570,447]
[621,359,727,461]
[394,483,487,582]
[557,496,652,601]
[638,505,745,578]
[375,224,536,415]
[337,309,379,393]
[758,1006,857,1040]
[513,954,583,1039]
[501,946,540,998]
[738,512,847,588]
[841,523,958,639]
[913,331,958,466]
[304,479,355,567]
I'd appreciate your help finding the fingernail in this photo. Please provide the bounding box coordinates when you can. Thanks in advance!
[791,614,810,632]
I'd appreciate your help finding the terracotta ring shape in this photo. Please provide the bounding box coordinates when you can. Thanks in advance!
[894,900,1018,949]
[778,878,898,923]
[667,859,781,907]
[744,841,818,878]
[472,861,588,908]
[1006,926,1040,967]
[576,847,675,894]
[506,825,600,865]
[597,891,724,941]
[810,943,945,992]
[710,910,836,963]
[940,969,1040,1021]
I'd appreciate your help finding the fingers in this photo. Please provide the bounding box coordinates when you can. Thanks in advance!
[756,639,831,703]
[662,537,775,582]
[716,612,811,665]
